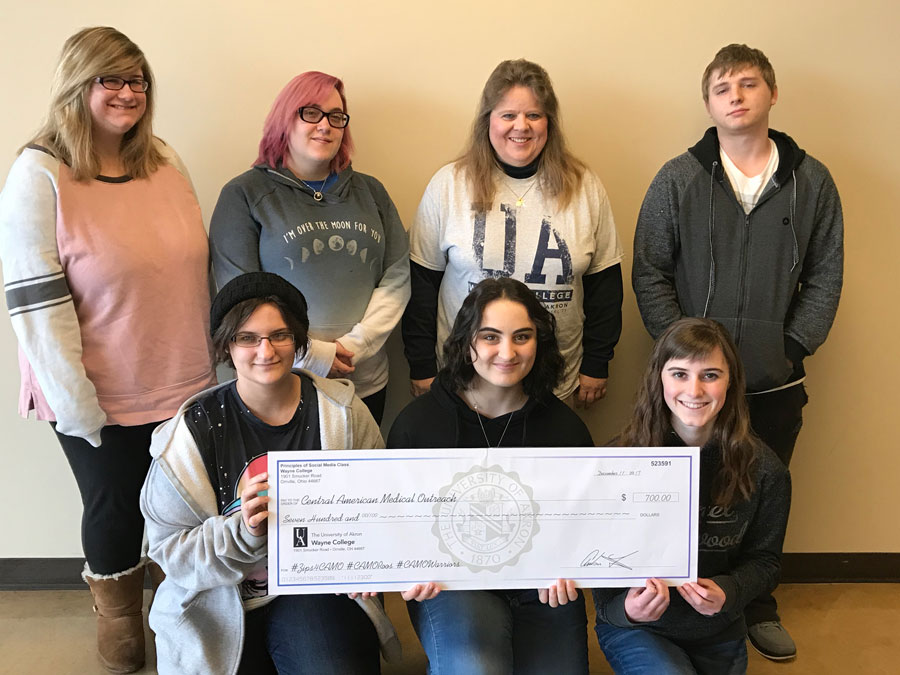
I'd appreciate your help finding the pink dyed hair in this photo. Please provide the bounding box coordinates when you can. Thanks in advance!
[255,71,354,172]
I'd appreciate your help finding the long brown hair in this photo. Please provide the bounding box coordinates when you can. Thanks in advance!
[618,318,760,506]
[26,26,163,180]
[455,59,585,212]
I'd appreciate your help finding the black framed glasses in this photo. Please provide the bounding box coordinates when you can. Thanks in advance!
[94,76,150,93]
[231,332,296,348]
[298,106,350,129]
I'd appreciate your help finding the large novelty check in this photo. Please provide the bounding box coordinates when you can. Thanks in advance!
[267,447,699,594]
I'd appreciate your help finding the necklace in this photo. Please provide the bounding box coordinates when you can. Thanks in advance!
[468,392,515,448]
[300,178,326,202]
[505,179,537,207]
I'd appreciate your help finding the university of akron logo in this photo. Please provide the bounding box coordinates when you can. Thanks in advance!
[433,465,539,572]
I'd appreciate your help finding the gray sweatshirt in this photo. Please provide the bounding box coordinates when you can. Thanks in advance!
[210,165,410,397]
[632,128,843,392]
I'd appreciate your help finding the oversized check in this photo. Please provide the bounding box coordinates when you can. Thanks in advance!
[267,447,699,594]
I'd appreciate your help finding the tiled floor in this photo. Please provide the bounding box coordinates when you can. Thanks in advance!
[0,584,896,674]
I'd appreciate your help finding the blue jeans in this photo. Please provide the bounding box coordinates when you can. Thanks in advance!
[239,594,380,674]
[407,589,588,675]
[595,622,747,675]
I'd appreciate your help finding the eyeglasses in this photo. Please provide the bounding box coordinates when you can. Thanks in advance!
[94,76,150,93]
[231,332,296,348]
[298,106,350,129]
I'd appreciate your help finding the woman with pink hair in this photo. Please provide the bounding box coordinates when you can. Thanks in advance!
[210,72,409,424]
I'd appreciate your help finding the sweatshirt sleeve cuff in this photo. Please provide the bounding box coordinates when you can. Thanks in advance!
[579,358,610,379]
[238,516,268,550]
[408,359,438,381]
[711,574,739,614]
[784,336,809,367]
[296,338,337,377]
[602,592,637,628]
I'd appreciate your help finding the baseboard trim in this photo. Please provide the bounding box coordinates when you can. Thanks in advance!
[780,553,900,583]
[0,557,87,590]
[1,553,898,589]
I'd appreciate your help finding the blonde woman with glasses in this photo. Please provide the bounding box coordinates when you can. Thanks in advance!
[0,26,214,673]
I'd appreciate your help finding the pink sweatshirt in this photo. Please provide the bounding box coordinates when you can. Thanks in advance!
[1,142,215,445]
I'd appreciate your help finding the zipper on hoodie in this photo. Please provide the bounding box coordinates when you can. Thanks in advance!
[734,175,785,345]
[734,212,751,345]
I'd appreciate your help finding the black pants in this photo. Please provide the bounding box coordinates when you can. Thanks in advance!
[744,383,808,625]
[361,387,387,426]
[54,422,159,575]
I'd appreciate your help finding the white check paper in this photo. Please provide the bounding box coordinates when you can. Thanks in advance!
[267,447,699,594]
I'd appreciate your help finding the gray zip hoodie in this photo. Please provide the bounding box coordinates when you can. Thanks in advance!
[140,371,398,674]
[632,128,843,391]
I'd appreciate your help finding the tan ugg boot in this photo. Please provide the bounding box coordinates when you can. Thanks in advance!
[83,564,146,674]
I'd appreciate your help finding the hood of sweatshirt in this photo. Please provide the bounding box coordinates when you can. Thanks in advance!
[688,127,806,184]
[427,373,548,447]
[254,163,357,206]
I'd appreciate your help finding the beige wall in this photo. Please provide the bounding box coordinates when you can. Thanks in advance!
[1,0,897,557]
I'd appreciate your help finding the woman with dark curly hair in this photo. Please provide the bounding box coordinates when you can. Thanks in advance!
[389,277,593,674]
[593,318,791,675]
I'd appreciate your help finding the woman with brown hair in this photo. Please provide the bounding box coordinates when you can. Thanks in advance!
[402,58,623,410]
[141,272,400,674]
[0,26,214,673]
[592,318,791,674]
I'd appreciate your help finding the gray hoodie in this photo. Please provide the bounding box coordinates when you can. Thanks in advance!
[632,128,843,391]
[209,166,410,398]
[140,371,396,675]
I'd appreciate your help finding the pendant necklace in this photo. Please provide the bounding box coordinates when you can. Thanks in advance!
[505,179,537,207]
[300,178,326,202]
[468,391,515,448]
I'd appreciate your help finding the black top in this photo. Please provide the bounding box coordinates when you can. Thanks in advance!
[496,156,540,179]
[185,374,321,515]
[387,373,594,449]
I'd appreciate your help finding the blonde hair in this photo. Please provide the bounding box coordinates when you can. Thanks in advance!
[26,26,163,181]
[455,59,585,212]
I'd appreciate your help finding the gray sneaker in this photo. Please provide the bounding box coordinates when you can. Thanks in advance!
[748,621,797,660]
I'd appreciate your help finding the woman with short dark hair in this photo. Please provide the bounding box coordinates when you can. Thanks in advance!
[389,277,594,674]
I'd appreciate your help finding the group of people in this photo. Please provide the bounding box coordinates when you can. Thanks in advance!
[0,24,842,675]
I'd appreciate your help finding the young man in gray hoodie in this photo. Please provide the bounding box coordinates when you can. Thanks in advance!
[632,43,843,661]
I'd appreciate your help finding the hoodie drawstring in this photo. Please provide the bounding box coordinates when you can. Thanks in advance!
[702,161,718,318]
[789,170,799,272]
